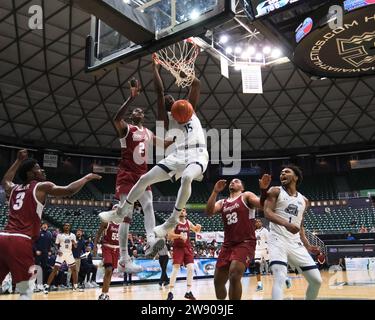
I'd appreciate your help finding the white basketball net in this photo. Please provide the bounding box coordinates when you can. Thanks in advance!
[153,39,199,88]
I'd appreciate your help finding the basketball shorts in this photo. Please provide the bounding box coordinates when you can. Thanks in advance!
[0,234,35,284]
[55,252,76,267]
[115,169,151,198]
[255,248,269,262]
[172,246,194,266]
[216,241,255,269]
[102,245,120,269]
[157,148,209,182]
[268,233,317,271]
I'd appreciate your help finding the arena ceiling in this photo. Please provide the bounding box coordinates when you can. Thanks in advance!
[0,0,375,157]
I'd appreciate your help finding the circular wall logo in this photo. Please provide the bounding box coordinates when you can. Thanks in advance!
[293,5,375,78]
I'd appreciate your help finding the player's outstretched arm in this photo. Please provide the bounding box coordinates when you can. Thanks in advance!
[36,173,102,202]
[1,149,28,196]
[188,77,201,110]
[205,180,226,216]
[113,78,140,137]
[93,221,108,256]
[264,187,300,234]
[189,221,202,233]
[152,57,169,128]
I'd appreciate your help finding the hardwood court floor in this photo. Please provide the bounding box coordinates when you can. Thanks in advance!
[1,271,375,300]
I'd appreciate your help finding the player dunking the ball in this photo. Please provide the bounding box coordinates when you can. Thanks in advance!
[100,57,208,240]
[104,79,169,274]
[264,165,322,300]
[0,149,101,299]
[206,176,271,300]
[167,208,201,300]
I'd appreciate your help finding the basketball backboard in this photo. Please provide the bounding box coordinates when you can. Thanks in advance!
[82,0,236,74]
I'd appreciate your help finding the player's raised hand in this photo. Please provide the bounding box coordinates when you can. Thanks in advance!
[259,174,271,189]
[285,223,300,234]
[214,180,227,193]
[129,78,141,98]
[85,173,102,181]
[17,149,28,161]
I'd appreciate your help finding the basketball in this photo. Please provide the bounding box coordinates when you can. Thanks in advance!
[171,99,194,124]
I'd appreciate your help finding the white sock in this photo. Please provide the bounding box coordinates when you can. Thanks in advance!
[257,281,262,286]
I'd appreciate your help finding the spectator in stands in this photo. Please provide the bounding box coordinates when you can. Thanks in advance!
[71,229,85,287]
[86,237,95,250]
[370,226,375,233]
[34,222,53,284]
[124,249,139,286]
[52,228,60,241]
[359,225,368,233]
[79,246,98,288]
[316,252,327,270]
[347,233,355,241]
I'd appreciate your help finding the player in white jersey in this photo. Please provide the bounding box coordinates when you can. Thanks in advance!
[254,219,269,291]
[100,59,208,239]
[264,165,322,300]
[44,223,79,293]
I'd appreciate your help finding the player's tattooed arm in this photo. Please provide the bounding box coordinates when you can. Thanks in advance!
[93,222,108,256]
[188,77,201,110]
[264,187,300,234]
[205,180,226,216]
[1,149,28,196]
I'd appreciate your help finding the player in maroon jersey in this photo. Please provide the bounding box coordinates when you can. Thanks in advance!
[100,79,171,273]
[93,215,120,300]
[205,175,271,300]
[0,149,101,299]
[166,208,201,300]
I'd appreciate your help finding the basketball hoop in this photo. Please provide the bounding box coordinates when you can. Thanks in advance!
[153,38,199,88]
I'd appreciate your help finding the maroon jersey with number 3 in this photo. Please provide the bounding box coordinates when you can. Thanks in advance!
[4,181,44,241]
[220,194,256,247]
[103,222,120,247]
